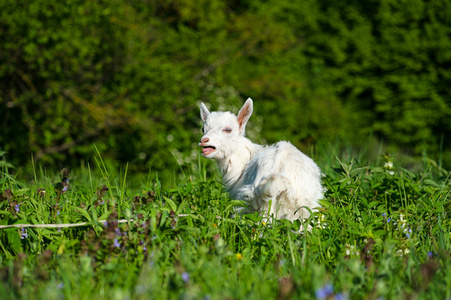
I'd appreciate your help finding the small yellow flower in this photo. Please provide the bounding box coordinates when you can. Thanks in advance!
[262,221,266,226]
[213,223,218,228]
[236,253,243,260]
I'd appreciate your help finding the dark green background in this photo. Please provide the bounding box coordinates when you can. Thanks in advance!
[1,0,450,177]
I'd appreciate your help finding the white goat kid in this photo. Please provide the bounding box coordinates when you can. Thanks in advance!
[199,98,323,222]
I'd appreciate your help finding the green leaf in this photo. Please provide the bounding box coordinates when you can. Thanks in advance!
[374,230,387,236]
[368,201,379,208]
[73,207,92,223]
[225,200,247,211]
[163,196,177,212]
[176,225,200,233]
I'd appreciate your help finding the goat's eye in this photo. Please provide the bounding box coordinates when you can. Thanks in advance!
[223,127,232,133]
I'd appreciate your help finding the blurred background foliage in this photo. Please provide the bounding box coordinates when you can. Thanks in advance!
[1,0,450,179]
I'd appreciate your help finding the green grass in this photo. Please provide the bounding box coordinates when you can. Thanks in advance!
[0,151,450,300]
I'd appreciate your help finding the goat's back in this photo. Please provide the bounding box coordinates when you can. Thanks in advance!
[230,141,323,220]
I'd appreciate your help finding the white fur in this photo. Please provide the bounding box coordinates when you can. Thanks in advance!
[199,98,323,222]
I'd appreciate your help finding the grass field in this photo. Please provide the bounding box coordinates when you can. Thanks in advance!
[0,150,450,299]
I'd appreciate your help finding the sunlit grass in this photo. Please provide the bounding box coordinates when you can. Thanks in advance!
[0,151,450,299]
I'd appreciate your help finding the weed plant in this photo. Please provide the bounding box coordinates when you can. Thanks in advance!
[0,151,450,299]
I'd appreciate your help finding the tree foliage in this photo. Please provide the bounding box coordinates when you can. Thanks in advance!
[1,0,450,176]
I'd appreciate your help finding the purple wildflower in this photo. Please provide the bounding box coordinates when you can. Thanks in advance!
[315,283,334,299]
[334,293,348,300]
[103,221,108,227]
[57,210,60,216]
[57,282,64,289]
[382,213,391,223]
[181,272,190,283]
[427,251,433,258]
[20,228,27,239]
[115,228,121,236]
[15,204,20,213]
[279,259,286,267]
[406,228,412,238]
[113,238,120,248]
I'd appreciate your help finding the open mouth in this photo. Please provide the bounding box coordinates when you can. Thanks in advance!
[202,146,216,155]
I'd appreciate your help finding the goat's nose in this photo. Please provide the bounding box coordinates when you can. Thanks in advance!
[200,137,209,144]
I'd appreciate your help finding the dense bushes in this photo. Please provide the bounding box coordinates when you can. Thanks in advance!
[1,0,450,176]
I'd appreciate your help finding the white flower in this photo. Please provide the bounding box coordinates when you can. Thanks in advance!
[384,161,393,169]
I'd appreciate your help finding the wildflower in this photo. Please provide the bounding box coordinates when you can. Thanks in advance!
[427,251,433,258]
[315,214,328,229]
[57,282,64,289]
[316,283,334,299]
[113,238,120,248]
[384,161,393,169]
[62,178,69,193]
[181,272,190,283]
[383,158,395,175]
[395,248,410,257]
[279,259,286,267]
[405,228,412,239]
[334,293,348,300]
[344,244,359,257]
[20,228,27,239]
[15,204,20,213]
[399,214,407,229]
[236,253,243,260]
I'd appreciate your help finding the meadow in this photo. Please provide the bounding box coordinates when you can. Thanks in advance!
[0,148,450,300]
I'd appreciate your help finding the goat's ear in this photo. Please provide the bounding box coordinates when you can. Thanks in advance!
[237,98,253,135]
[200,103,210,122]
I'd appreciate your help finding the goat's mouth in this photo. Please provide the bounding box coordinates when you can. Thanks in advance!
[201,146,216,156]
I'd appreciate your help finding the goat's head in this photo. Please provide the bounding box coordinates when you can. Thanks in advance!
[199,98,253,160]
